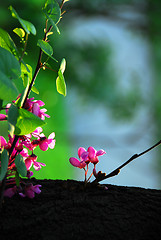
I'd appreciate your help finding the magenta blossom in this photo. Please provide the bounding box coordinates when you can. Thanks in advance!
[69,146,106,168]
[0,136,7,148]
[23,97,50,120]
[25,153,46,171]
[87,146,106,164]
[69,146,106,182]
[0,114,7,121]
[69,147,89,169]
[19,184,42,198]
[38,132,56,151]
[4,184,42,199]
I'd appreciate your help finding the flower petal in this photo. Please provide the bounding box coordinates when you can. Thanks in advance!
[87,146,96,159]
[4,187,17,198]
[48,139,56,149]
[0,114,7,121]
[48,132,55,139]
[33,185,42,194]
[25,158,33,170]
[96,149,106,156]
[69,157,81,167]
[32,103,40,116]
[78,147,86,158]
[39,141,48,151]
[0,136,7,148]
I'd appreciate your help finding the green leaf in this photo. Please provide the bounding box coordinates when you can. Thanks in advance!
[14,108,46,136]
[0,28,18,57]
[0,47,21,80]
[0,149,9,181]
[43,0,61,24]
[37,39,57,62]
[56,58,67,96]
[60,58,66,74]
[44,13,60,34]
[56,69,67,96]
[31,86,39,94]
[13,28,25,39]
[21,63,32,85]
[8,104,19,138]
[9,6,36,35]
[21,63,39,94]
[0,47,20,101]
[15,154,27,177]
[0,70,19,102]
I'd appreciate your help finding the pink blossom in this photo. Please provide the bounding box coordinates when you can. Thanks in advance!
[69,147,89,169]
[0,136,7,148]
[87,146,106,164]
[4,184,42,198]
[25,153,46,171]
[19,184,42,198]
[4,186,17,198]
[0,114,7,121]
[38,132,55,151]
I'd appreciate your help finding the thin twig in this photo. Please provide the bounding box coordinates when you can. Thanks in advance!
[92,140,161,184]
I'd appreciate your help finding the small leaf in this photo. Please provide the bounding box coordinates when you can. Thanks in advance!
[37,39,57,62]
[9,6,36,35]
[8,104,19,138]
[14,108,46,136]
[0,47,21,80]
[13,28,25,38]
[42,0,61,34]
[31,86,39,94]
[0,28,18,57]
[21,63,32,85]
[0,70,19,102]
[15,154,27,177]
[56,69,67,96]
[44,13,60,34]
[0,149,9,181]
[43,0,61,24]
[60,58,66,74]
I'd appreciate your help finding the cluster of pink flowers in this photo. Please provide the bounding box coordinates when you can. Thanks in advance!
[0,97,55,198]
[69,146,106,182]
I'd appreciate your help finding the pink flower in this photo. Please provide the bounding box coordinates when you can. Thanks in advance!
[19,184,42,198]
[69,147,89,169]
[69,146,106,168]
[4,186,17,198]
[87,146,106,164]
[0,114,7,121]
[4,184,42,198]
[25,153,46,171]
[38,132,55,151]
[31,99,50,120]
[0,136,7,148]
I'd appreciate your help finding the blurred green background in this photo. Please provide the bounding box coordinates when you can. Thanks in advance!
[0,0,161,188]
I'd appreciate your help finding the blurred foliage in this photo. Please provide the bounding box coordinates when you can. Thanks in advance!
[147,0,161,179]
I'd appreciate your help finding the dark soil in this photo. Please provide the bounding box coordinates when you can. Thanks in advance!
[0,179,161,240]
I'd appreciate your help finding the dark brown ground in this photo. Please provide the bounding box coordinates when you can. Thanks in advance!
[0,178,161,240]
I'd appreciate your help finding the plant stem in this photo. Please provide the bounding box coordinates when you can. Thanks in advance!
[0,24,53,208]
[92,140,161,184]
